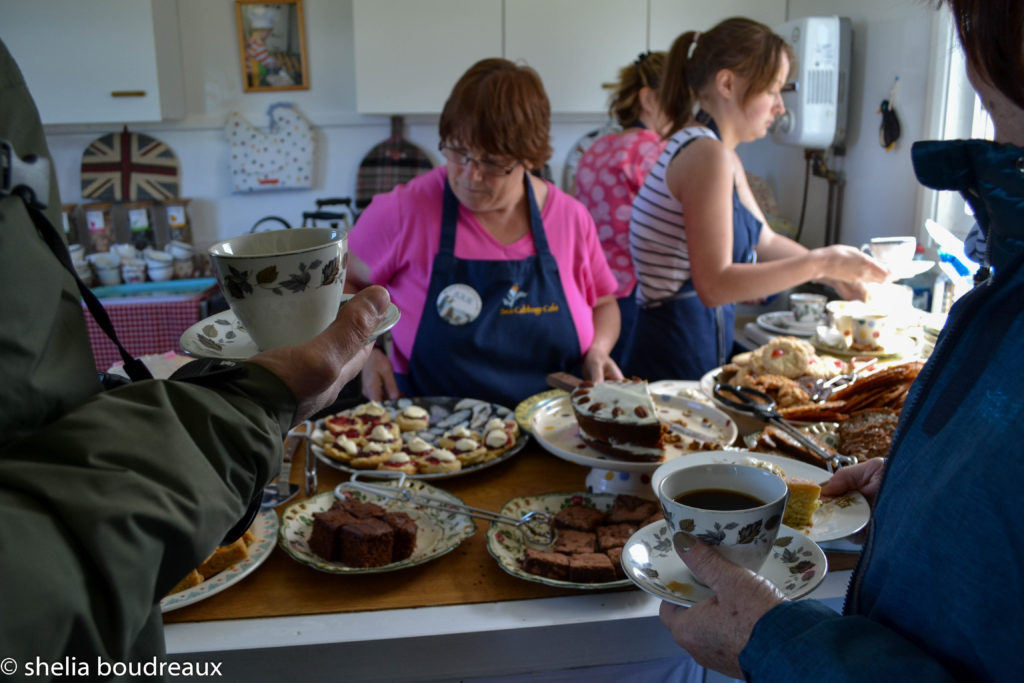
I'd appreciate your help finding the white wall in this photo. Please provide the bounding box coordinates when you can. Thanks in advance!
[38,0,943,253]
[739,0,941,249]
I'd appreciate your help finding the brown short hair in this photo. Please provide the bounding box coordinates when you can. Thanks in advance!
[946,0,1024,110]
[660,17,795,137]
[439,58,553,168]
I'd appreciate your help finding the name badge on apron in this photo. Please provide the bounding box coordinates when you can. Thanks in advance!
[437,283,482,326]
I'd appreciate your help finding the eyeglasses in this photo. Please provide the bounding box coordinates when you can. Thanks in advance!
[438,144,519,177]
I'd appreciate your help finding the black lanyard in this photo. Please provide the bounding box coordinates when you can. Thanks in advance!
[21,197,153,382]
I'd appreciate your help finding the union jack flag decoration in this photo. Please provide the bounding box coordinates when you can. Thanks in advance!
[80,127,180,201]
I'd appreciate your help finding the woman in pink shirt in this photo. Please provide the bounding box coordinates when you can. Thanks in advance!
[575,52,669,363]
[347,58,621,407]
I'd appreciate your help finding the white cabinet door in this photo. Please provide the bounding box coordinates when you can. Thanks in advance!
[648,0,787,52]
[0,0,183,125]
[353,0,503,114]
[504,0,647,114]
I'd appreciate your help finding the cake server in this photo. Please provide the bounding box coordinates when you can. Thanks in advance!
[338,472,556,545]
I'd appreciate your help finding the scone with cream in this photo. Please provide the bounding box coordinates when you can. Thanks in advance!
[395,404,430,432]
[417,447,462,474]
[377,451,418,475]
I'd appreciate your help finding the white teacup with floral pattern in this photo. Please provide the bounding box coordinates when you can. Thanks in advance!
[208,228,348,351]
[656,463,789,581]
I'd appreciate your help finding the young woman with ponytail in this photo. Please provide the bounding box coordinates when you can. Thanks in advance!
[623,17,888,381]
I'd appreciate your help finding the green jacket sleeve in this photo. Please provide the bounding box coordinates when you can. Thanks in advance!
[0,364,296,665]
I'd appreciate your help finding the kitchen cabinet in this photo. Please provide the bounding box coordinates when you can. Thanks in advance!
[648,0,787,51]
[504,0,647,114]
[0,0,183,125]
[353,0,503,114]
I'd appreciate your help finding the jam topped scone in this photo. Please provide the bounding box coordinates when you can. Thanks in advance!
[438,426,479,450]
[323,412,364,440]
[349,441,392,469]
[403,436,435,459]
[352,401,392,429]
[484,417,520,441]
[364,423,402,452]
[417,447,462,474]
[482,426,514,461]
[377,451,418,475]
[395,404,430,432]
[324,434,360,463]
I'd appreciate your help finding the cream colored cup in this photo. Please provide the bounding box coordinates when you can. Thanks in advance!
[656,463,789,580]
[850,313,888,349]
[789,292,827,323]
[862,236,916,268]
[208,228,348,351]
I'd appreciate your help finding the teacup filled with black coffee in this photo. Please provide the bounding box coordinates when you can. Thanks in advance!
[656,463,789,578]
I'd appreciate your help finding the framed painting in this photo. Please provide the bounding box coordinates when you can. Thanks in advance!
[235,0,310,92]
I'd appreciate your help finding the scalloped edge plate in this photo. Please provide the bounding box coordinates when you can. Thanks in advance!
[622,520,827,606]
[160,508,277,612]
[180,294,400,360]
[278,482,476,574]
[310,396,527,480]
[530,391,737,474]
[651,449,870,543]
[486,491,632,590]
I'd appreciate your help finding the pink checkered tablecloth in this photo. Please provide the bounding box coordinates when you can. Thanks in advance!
[85,287,217,372]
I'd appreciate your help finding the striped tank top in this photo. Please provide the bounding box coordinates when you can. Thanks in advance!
[628,125,718,305]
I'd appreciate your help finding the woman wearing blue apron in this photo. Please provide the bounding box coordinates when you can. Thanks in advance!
[346,58,623,406]
[625,21,888,381]
[399,176,581,407]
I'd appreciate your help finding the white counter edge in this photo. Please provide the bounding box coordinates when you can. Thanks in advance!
[164,569,852,654]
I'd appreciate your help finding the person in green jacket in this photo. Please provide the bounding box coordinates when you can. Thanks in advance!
[0,38,390,675]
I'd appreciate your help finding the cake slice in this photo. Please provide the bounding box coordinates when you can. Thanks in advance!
[782,477,821,528]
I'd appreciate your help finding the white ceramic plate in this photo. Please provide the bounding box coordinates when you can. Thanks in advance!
[756,311,819,337]
[888,259,934,280]
[179,294,401,360]
[650,449,869,543]
[160,508,278,612]
[622,520,827,606]
[485,491,632,590]
[530,391,738,474]
[514,389,568,434]
[278,482,476,574]
[311,397,527,480]
[809,333,918,359]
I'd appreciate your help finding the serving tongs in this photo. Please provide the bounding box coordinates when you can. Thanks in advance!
[713,383,857,473]
[337,472,557,546]
[807,358,879,403]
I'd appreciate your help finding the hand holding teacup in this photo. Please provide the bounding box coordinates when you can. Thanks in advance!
[208,228,349,351]
[656,464,790,583]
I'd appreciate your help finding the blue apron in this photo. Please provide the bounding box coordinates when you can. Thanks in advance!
[624,123,761,381]
[398,175,581,406]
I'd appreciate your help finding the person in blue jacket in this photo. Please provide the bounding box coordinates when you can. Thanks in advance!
[657,1,1024,679]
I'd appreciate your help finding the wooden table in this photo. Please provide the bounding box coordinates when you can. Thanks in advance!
[162,438,857,680]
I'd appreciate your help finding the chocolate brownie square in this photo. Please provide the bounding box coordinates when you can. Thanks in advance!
[338,517,394,567]
[596,523,637,551]
[553,504,605,532]
[384,511,418,561]
[605,546,625,579]
[569,552,617,583]
[331,497,387,520]
[308,509,357,561]
[552,529,596,555]
[522,547,570,581]
[605,494,659,524]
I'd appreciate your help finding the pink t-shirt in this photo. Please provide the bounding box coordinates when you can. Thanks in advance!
[575,129,666,298]
[349,166,617,374]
